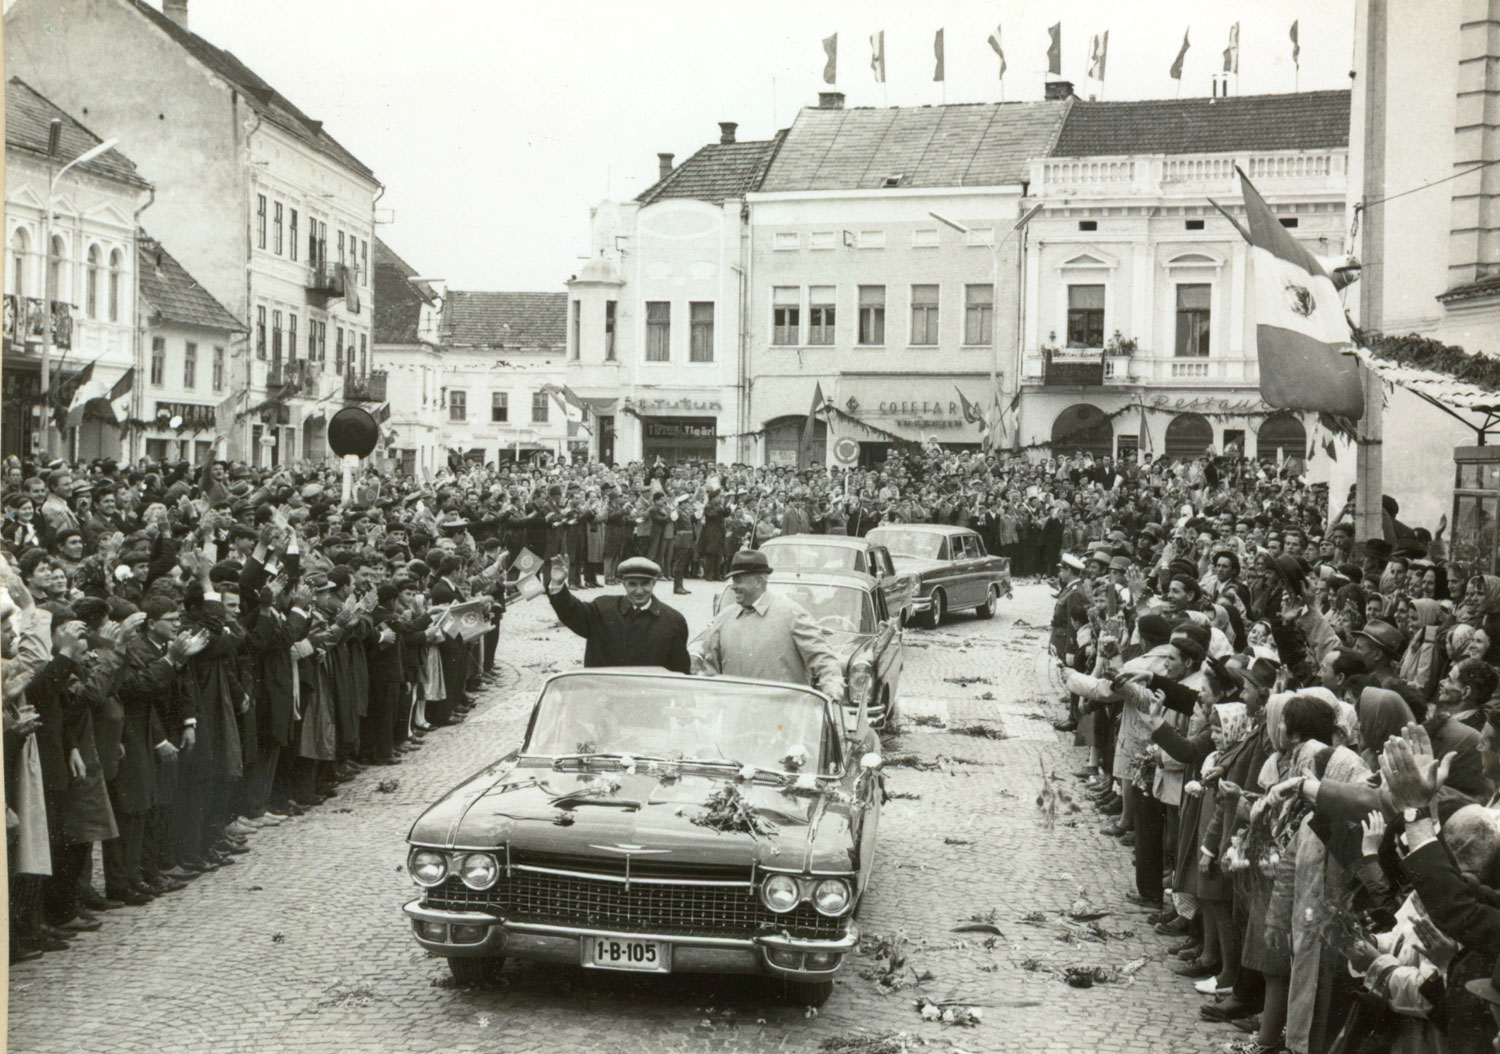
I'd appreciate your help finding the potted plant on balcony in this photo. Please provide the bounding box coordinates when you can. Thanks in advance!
[1104,331,1138,356]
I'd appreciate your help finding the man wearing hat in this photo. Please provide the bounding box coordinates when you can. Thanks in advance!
[1050,554,1091,733]
[690,550,844,699]
[546,555,690,673]
[1352,619,1405,681]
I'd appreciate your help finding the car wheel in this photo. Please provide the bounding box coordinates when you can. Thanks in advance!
[782,979,834,1007]
[923,590,945,629]
[447,956,505,985]
[975,584,999,620]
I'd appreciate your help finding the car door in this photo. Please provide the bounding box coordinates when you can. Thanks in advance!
[946,534,976,606]
[870,587,902,705]
[869,546,903,618]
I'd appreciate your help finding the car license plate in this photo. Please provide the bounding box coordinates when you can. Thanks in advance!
[582,937,669,973]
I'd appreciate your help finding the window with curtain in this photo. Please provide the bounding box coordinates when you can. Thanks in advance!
[271,310,283,366]
[290,209,299,261]
[690,301,715,361]
[1175,283,1211,357]
[150,337,165,386]
[965,284,993,345]
[772,287,800,345]
[184,342,197,388]
[213,346,225,392]
[449,390,466,422]
[86,245,101,319]
[646,301,670,361]
[858,285,885,346]
[532,391,550,422]
[10,228,28,298]
[108,248,123,322]
[604,300,617,360]
[1066,284,1105,348]
[910,284,939,345]
[491,392,508,422]
[257,194,267,249]
[49,235,66,302]
[808,286,835,345]
[570,300,581,360]
[273,202,283,255]
[288,313,298,361]
[256,306,266,359]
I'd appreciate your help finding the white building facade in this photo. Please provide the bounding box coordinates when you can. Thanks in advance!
[1017,90,1351,462]
[6,0,380,469]
[3,79,152,461]
[567,125,772,465]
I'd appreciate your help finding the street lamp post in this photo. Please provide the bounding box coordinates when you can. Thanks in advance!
[929,204,1044,444]
[38,122,120,457]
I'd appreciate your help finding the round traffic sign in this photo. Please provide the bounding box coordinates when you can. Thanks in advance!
[833,437,860,465]
[327,406,378,458]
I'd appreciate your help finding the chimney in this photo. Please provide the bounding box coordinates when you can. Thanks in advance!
[657,153,674,181]
[1044,80,1075,102]
[718,121,738,144]
[163,0,188,29]
[818,91,846,110]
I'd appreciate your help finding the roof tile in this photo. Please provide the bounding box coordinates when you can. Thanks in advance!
[441,291,567,350]
[6,78,150,189]
[762,101,1068,191]
[635,133,786,205]
[373,237,434,345]
[1051,90,1350,157]
[137,233,244,332]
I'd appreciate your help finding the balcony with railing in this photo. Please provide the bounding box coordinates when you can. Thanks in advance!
[306,260,346,299]
[343,369,387,403]
[1022,349,1260,387]
[1030,149,1346,201]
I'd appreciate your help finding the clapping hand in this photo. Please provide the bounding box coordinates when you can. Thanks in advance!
[1411,914,1458,969]
[168,629,211,663]
[1380,724,1453,812]
[1360,809,1386,857]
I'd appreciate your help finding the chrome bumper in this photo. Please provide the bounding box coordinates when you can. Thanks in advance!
[402,899,859,980]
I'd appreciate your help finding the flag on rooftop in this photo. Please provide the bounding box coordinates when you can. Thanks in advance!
[1223,22,1240,74]
[1170,28,1190,80]
[1088,30,1108,81]
[822,33,837,84]
[870,31,885,83]
[1047,23,1062,75]
[933,28,945,82]
[987,24,1007,78]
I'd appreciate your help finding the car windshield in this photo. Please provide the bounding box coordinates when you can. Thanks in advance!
[866,528,943,560]
[526,673,834,773]
[761,541,861,574]
[717,580,874,635]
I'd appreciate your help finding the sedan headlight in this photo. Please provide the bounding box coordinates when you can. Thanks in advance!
[409,849,449,887]
[458,852,499,890]
[812,878,851,916]
[761,873,801,913]
[848,661,874,706]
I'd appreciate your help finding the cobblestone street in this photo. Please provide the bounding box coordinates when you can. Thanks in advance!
[10,581,1230,1054]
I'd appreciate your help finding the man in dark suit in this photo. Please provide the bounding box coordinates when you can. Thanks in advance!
[545,556,690,673]
[428,555,470,725]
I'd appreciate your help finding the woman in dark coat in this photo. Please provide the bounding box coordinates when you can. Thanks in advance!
[699,494,728,580]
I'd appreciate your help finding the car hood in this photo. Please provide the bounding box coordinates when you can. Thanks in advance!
[408,761,861,873]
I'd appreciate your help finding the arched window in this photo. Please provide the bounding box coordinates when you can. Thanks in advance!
[1050,403,1114,458]
[1163,413,1214,459]
[9,228,29,298]
[1257,412,1307,462]
[48,234,67,303]
[108,248,123,322]
[86,244,102,319]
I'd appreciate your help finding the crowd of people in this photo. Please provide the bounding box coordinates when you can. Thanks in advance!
[1050,476,1500,1052]
[8,436,1496,1054]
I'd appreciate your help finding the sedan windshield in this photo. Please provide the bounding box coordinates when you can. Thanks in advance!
[716,580,874,634]
[761,541,861,574]
[866,528,943,560]
[526,673,834,773]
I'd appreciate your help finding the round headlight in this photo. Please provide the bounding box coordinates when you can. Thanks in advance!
[458,852,499,890]
[409,849,449,887]
[761,874,801,913]
[812,878,851,916]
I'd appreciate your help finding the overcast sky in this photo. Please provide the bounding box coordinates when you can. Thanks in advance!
[171,0,1355,292]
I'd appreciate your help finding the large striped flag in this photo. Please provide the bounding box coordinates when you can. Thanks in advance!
[1221,169,1364,419]
[987,24,1007,78]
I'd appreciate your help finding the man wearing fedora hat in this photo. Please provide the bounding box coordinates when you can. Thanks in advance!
[547,555,689,673]
[690,549,843,698]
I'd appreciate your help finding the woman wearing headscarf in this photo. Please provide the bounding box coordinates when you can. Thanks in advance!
[1464,574,1500,665]
[1398,597,1448,703]
[1190,699,1252,998]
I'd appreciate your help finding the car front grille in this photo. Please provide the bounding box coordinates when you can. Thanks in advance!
[422,871,845,939]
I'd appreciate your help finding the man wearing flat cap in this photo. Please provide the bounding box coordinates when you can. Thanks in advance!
[546,555,690,673]
[689,549,844,698]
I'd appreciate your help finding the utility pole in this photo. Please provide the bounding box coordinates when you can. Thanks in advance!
[1355,0,1388,541]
